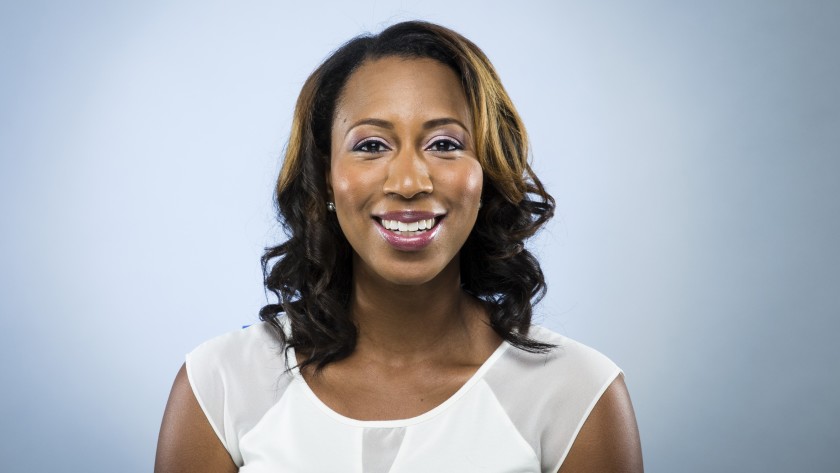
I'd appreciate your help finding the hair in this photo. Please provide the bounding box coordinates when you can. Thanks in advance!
[260,20,556,372]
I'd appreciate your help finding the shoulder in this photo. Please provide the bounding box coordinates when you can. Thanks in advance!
[187,320,287,372]
[558,374,644,473]
[482,325,625,472]
[155,364,238,473]
[489,325,621,393]
[185,320,293,467]
[530,325,620,377]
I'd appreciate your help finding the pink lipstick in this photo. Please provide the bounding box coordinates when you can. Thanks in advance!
[373,211,444,251]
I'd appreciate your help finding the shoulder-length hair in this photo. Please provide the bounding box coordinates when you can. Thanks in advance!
[260,20,555,372]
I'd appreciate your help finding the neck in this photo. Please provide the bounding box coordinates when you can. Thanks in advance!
[348,256,484,364]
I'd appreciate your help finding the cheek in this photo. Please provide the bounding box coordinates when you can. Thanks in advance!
[330,161,367,205]
[445,160,483,204]
[464,164,483,198]
[330,161,381,238]
[332,176,355,202]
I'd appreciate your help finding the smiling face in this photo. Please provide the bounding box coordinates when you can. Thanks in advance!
[328,56,483,287]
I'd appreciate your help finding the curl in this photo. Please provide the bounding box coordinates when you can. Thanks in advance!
[261,20,556,372]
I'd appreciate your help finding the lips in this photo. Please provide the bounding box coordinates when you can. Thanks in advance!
[373,211,444,251]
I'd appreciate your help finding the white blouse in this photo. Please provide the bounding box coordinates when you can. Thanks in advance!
[186,320,621,472]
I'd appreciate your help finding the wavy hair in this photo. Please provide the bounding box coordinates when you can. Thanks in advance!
[260,21,556,372]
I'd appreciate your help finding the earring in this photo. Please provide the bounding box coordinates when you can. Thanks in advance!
[478,199,483,209]
[326,202,336,212]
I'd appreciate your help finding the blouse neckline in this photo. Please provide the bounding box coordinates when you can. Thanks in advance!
[288,340,510,428]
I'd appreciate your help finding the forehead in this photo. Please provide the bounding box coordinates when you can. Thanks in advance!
[334,56,471,128]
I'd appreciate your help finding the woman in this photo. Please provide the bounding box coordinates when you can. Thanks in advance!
[156,21,642,472]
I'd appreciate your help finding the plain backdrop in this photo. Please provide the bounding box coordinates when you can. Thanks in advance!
[1,1,838,472]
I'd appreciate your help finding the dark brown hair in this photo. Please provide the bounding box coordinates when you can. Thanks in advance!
[260,21,555,372]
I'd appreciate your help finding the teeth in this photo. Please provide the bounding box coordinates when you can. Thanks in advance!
[380,218,436,233]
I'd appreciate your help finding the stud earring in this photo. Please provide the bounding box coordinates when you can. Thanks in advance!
[326,202,336,212]
[478,199,483,209]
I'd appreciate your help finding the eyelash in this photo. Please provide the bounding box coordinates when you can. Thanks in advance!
[352,139,390,153]
[352,138,463,153]
[426,138,463,152]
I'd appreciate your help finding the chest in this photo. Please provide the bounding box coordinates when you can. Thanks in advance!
[237,378,543,473]
[302,361,478,421]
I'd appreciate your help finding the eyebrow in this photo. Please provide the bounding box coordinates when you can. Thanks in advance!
[345,117,471,137]
[424,118,470,133]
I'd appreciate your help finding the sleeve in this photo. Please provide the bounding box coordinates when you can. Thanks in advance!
[184,322,290,467]
[483,326,622,473]
[543,339,622,473]
[185,330,243,465]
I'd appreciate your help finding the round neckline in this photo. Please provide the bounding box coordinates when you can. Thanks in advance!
[289,340,510,428]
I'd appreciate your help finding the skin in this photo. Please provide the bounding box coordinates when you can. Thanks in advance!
[154,364,237,473]
[154,56,643,472]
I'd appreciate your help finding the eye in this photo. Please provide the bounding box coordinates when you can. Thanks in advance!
[353,139,390,153]
[426,138,463,152]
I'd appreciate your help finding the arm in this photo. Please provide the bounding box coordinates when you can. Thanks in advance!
[154,363,238,473]
[558,374,643,473]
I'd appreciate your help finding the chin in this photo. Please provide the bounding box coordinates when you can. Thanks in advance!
[353,250,460,288]
[378,268,441,287]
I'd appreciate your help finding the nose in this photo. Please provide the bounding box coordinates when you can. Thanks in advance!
[382,147,433,199]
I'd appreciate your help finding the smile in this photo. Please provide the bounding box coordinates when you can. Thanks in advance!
[373,212,444,251]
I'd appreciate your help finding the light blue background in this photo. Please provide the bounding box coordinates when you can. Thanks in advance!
[1,1,838,471]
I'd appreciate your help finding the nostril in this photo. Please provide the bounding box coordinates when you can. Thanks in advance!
[383,158,433,198]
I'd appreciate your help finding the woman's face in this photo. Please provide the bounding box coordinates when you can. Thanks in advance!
[329,56,482,287]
